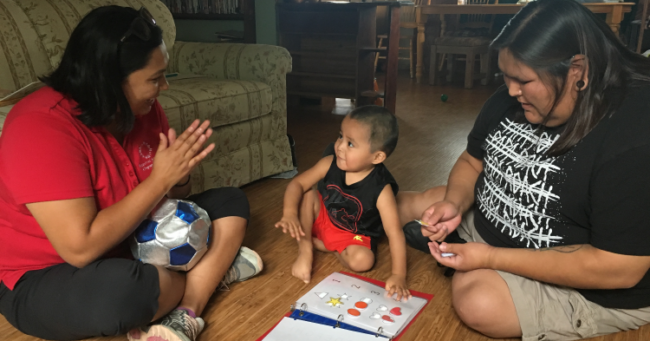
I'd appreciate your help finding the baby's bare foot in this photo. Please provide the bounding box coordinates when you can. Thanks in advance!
[292,253,313,284]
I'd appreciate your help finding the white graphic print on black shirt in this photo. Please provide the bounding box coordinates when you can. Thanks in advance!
[476,118,563,248]
[466,84,650,309]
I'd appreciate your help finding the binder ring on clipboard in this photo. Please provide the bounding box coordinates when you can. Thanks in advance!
[375,327,384,338]
[299,303,307,316]
[334,314,344,328]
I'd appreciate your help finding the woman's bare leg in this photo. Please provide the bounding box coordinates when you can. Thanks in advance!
[152,266,185,321]
[452,269,522,338]
[179,216,246,316]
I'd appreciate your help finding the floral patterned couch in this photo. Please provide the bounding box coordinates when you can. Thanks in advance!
[0,0,293,190]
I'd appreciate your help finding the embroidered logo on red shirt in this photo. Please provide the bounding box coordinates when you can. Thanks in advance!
[138,142,153,171]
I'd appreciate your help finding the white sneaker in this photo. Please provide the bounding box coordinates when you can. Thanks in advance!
[127,309,205,341]
[223,246,263,285]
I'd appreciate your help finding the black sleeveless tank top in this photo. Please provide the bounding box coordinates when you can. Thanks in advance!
[317,157,398,238]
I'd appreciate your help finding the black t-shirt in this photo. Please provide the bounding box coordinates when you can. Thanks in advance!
[468,84,650,309]
[317,157,399,239]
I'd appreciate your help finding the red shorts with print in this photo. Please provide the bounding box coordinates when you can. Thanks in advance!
[312,193,375,254]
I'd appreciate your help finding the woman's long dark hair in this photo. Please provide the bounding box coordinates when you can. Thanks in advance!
[492,0,650,156]
[41,6,163,133]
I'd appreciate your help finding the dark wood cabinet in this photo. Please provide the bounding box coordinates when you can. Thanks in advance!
[167,0,256,43]
[277,2,407,113]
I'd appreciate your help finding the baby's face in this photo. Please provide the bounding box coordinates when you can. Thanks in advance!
[334,117,377,172]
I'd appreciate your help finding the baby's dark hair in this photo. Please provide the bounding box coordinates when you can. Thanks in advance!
[348,105,399,157]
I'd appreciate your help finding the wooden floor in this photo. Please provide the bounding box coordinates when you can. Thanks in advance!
[2,76,650,341]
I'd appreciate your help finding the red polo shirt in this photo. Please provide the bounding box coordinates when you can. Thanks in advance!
[0,87,169,290]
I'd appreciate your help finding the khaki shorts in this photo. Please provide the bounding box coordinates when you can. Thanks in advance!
[458,210,650,341]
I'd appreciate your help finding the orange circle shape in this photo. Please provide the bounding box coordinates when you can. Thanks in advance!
[347,309,361,316]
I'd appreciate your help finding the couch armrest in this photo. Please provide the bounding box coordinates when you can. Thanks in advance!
[168,42,292,116]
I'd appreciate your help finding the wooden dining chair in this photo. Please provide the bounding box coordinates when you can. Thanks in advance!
[429,0,498,88]
[375,0,431,78]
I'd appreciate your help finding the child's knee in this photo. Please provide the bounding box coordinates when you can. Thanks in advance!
[312,238,329,252]
[343,247,375,272]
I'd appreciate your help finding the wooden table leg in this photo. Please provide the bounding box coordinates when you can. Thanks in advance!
[438,14,446,72]
[605,5,623,34]
[385,5,400,114]
[440,13,447,37]
[416,8,427,83]
[637,0,649,53]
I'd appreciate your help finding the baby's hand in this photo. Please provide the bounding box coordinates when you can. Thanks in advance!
[274,215,305,241]
[385,274,411,302]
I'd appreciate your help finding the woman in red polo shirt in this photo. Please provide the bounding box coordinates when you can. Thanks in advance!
[0,6,260,341]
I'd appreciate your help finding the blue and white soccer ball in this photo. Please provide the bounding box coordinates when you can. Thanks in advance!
[131,198,211,271]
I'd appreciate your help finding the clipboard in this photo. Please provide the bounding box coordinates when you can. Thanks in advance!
[257,272,433,341]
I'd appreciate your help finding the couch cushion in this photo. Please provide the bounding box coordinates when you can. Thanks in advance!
[192,135,293,189]
[0,0,53,92]
[11,0,176,73]
[206,113,280,157]
[159,76,273,130]
[0,105,11,137]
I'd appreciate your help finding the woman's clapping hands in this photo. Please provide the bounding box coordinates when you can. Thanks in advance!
[151,119,215,189]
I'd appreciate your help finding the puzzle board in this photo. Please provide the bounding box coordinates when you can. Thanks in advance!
[295,272,428,338]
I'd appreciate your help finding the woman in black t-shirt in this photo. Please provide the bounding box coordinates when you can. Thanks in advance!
[398,0,650,339]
